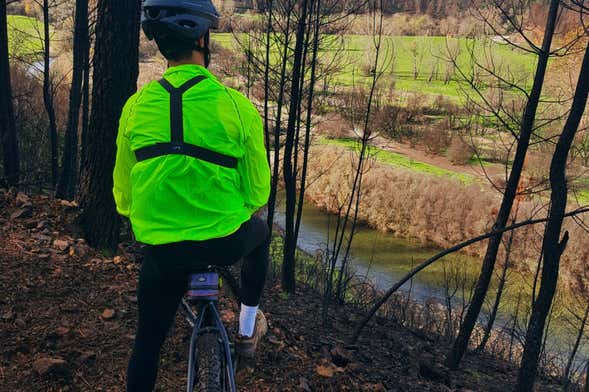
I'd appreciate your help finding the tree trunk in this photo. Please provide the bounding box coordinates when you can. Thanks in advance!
[0,0,19,186]
[79,33,90,176]
[56,0,88,200]
[263,0,273,165]
[446,0,560,369]
[516,40,589,392]
[77,0,141,252]
[266,2,294,233]
[43,0,59,189]
[563,301,589,391]
[585,359,589,392]
[282,0,310,294]
[477,220,515,352]
[294,0,320,242]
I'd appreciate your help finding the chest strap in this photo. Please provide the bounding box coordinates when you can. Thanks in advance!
[133,75,238,169]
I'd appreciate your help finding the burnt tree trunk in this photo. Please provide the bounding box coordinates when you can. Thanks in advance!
[477,220,515,353]
[282,0,310,294]
[77,0,140,251]
[0,0,19,186]
[564,301,589,391]
[266,1,294,233]
[516,41,589,392]
[43,0,59,189]
[79,33,90,176]
[56,0,89,200]
[446,0,560,369]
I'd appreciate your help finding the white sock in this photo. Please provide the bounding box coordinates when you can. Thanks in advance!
[239,304,259,338]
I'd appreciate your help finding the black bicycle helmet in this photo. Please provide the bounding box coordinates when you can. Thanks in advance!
[141,0,220,42]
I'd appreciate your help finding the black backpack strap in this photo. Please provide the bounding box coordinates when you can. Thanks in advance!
[158,75,206,144]
[135,143,238,168]
[133,75,238,169]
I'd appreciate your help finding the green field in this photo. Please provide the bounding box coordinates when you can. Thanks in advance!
[212,33,537,100]
[319,137,476,184]
[7,15,47,59]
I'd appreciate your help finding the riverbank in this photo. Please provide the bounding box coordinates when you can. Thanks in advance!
[0,190,567,391]
[304,142,589,289]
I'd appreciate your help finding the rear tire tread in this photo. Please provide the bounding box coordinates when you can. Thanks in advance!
[196,332,223,391]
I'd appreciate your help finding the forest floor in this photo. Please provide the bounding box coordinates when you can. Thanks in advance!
[0,190,565,391]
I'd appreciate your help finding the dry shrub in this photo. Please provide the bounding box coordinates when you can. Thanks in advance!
[447,137,472,165]
[526,152,551,183]
[138,58,166,88]
[303,144,589,283]
[139,35,159,61]
[210,43,243,79]
[430,95,460,116]
[305,144,496,252]
[319,112,352,139]
[11,65,51,187]
[422,127,451,155]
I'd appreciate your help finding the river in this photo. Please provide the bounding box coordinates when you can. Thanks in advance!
[274,196,585,374]
[274,196,480,304]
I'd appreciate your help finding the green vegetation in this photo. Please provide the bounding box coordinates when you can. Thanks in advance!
[319,137,476,184]
[212,33,536,100]
[7,15,47,59]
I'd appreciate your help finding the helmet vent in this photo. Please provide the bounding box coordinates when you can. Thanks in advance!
[179,20,197,28]
[146,8,161,19]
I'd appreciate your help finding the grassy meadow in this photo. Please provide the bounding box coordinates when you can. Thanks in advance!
[7,15,47,59]
[319,137,477,184]
[212,33,537,100]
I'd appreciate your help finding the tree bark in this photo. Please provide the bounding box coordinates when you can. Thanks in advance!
[282,0,310,294]
[42,0,59,190]
[446,0,560,369]
[516,40,589,392]
[56,0,88,200]
[0,0,19,186]
[77,0,140,251]
[266,1,294,233]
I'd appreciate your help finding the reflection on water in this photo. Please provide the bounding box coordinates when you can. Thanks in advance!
[274,197,480,303]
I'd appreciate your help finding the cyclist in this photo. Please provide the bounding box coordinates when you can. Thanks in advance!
[112,1,271,390]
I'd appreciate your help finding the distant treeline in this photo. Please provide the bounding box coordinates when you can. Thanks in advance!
[232,0,553,19]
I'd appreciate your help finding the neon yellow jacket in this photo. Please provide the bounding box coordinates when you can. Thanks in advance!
[113,64,270,245]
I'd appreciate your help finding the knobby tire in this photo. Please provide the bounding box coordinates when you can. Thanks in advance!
[196,332,224,391]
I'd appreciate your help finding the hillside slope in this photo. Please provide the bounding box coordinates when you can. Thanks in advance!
[0,190,563,391]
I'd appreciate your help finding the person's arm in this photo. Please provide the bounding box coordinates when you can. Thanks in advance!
[112,96,138,217]
[238,107,271,215]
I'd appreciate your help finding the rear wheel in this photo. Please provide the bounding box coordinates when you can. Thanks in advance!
[196,332,223,391]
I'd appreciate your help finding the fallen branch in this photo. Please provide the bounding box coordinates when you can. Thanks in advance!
[351,206,589,343]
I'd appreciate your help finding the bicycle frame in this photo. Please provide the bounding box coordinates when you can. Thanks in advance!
[181,278,238,392]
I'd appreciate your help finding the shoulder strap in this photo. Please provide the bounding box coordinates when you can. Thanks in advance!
[158,75,207,144]
[133,75,238,169]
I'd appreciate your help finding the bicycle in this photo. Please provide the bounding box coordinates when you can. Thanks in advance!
[180,266,242,392]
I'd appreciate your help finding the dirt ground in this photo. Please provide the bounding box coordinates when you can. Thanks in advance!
[0,191,564,391]
[370,136,505,182]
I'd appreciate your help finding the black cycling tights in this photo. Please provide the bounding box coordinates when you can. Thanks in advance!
[126,216,270,392]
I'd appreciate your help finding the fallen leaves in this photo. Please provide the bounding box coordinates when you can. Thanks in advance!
[316,364,335,378]
[10,208,32,220]
[220,309,236,323]
[316,360,345,378]
[101,308,116,320]
[32,357,67,376]
[52,239,70,252]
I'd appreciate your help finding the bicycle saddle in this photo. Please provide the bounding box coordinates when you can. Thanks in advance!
[187,272,220,301]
